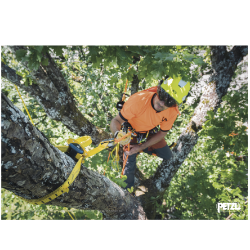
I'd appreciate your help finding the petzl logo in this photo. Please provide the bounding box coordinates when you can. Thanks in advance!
[217,203,241,213]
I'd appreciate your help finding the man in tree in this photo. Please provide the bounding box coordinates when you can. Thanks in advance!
[110,77,190,189]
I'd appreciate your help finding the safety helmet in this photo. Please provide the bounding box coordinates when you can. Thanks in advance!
[158,76,190,106]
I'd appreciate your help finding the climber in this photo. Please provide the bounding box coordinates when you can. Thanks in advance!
[110,77,190,189]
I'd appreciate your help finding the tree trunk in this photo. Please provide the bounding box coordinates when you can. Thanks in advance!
[1,93,147,220]
[130,56,140,95]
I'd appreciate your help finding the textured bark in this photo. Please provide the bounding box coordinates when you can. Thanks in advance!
[1,46,109,145]
[130,56,140,95]
[1,93,147,220]
[131,74,139,95]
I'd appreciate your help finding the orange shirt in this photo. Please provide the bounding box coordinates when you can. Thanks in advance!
[120,91,179,132]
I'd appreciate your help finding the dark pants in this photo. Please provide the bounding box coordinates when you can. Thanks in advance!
[123,137,172,189]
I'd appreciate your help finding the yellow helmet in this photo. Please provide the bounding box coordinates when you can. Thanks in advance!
[160,76,190,104]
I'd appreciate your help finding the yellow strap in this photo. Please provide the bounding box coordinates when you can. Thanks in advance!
[107,143,118,161]
[16,133,132,205]
[16,156,83,205]
[169,142,177,149]
[65,207,75,220]
[14,85,34,125]
[85,141,110,157]
[68,211,74,220]
[115,143,120,172]
[108,143,120,172]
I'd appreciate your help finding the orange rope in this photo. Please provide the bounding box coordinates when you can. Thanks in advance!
[107,152,111,163]
[114,131,132,144]
[121,143,130,177]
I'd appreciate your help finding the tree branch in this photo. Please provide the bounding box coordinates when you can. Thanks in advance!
[210,46,228,71]
[2,47,109,145]
[1,61,23,85]
[228,46,248,65]
[1,92,147,220]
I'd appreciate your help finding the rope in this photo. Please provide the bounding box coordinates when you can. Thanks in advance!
[14,85,34,125]
[65,207,75,220]
[105,143,120,175]
[114,131,132,144]
[121,143,130,177]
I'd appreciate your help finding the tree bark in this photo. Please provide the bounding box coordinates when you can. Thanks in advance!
[1,93,147,220]
[130,56,141,95]
[1,46,109,145]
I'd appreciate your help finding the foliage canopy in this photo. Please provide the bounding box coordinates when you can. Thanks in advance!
[1,45,248,220]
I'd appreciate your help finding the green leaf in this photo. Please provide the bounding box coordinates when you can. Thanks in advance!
[88,46,98,57]
[33,61,40,71]
[206,110,214,120]
[126,46,143,55]
[24,79,29,86]
[34,46,43,53]
[152,70,161,79]
[50,46,65,56]
[16,49,27,61]
[41,58,49,66]
[183,54,195,62]
[153,52,175,61]
[231,187,241,196]
[193,58,205,65]
[212,182,223,189]
[41,46,50,54]
[116,48,129,58]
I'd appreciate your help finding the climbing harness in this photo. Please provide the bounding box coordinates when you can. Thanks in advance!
[121,121,158,144]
